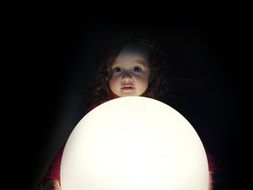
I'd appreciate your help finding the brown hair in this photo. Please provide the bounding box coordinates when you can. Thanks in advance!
[83,31,170,106]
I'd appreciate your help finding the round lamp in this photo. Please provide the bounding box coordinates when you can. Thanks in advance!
[61,96,209,190]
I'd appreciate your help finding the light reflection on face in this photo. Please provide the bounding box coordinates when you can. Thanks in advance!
[109,45,150,97]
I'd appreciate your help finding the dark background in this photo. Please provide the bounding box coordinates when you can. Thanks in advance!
[10,13,242,190]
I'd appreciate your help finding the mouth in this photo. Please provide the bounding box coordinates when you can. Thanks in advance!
[121,85,134,91]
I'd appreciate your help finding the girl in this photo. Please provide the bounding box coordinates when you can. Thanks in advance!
[42,31,216,190]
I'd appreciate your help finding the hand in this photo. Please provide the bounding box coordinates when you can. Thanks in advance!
[44,180,61,190]
[209,172,214,190]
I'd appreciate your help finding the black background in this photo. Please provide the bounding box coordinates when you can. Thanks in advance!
[8,11,243,190]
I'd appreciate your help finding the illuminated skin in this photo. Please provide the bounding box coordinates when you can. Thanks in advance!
[44,180,61,190]
[109,45,150,97]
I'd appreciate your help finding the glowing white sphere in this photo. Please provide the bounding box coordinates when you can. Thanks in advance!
[61,97,209,190]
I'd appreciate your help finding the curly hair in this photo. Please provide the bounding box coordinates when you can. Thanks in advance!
[83,30,170,106]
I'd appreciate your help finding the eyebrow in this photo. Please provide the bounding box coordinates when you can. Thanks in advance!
[133,59,148,66]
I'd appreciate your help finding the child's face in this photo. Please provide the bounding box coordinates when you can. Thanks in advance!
[109,45,150,97]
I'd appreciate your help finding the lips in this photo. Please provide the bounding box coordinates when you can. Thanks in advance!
[121,85,134,90]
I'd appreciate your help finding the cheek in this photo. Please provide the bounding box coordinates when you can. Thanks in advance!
[143,79,150,90]
[109,77,119,89]
[137,76,149,86]
[134,77,149,93]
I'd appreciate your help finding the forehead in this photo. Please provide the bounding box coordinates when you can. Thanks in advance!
[113,43,149,66]
[120,43,149,56]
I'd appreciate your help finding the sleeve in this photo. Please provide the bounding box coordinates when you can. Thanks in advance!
[207,153,218,173]
[42,102,100,186]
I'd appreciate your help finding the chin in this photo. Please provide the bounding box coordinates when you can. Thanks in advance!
[120,94,136,97]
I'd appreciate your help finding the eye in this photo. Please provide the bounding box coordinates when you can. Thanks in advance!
[133,66,142,72]
[112,67,122,73]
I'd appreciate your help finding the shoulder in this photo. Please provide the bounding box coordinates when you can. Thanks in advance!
[84,97,116,115]
[84,101,102,115]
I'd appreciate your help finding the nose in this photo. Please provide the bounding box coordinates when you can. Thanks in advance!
[121,71,133,82]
